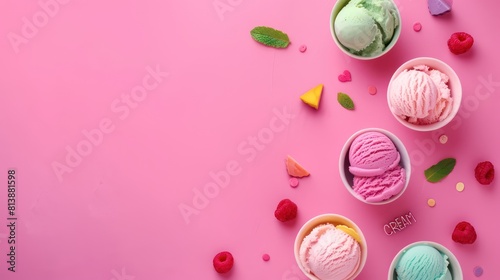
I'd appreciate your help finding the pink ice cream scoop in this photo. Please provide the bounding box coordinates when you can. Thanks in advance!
[389,65,453,125]
[299,224,361,280]
[417,66,453,124]
[353,166,405,203]
[349,132,400,177]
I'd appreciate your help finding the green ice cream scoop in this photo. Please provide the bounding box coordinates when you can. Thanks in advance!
[334,0,399,57]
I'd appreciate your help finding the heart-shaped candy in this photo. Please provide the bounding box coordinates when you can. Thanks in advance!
[338,70,352,82]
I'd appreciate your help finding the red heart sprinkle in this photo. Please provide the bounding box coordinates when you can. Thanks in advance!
[338,70,352,82]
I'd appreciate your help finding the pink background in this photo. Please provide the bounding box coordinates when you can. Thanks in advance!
[1,0,499,279]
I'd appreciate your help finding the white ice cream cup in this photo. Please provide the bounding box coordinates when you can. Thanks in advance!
[294,214,367,280]
[330,0,401,60]
[339,128,411,205]
[387,57,463,131]
[388,241,463,280]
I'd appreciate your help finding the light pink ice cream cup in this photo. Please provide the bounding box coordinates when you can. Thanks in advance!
[339,128,411,205]
[388,241,463,280]
[387,57,462,131]
[294,214,367,280]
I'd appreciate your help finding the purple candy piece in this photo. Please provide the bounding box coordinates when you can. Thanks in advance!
[428,0,452,15]
[473,266,483,277]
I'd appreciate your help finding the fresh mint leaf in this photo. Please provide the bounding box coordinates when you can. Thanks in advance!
[425,158,456,183]
[337,92,354,110]
[250,26,290,48]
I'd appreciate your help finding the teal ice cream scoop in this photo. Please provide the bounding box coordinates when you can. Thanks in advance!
[396,245,452,280]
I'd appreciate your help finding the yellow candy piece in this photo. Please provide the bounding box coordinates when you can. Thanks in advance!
[300,84,323,109]
[336,224,362,244]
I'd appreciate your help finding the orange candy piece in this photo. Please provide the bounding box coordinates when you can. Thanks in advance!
[285,155,310,177]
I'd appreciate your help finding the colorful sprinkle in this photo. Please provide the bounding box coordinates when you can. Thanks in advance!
[289,177,299,188]
[439,134,448,144]
[427,198,436,207]
[456,182,465,192]
[299,45,307,52]
[413,22,422,32]
[473,266,483,277]
[262,254,270,261]
[368,86,377,95]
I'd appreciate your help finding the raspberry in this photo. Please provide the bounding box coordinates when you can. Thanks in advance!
[213,251,234,273]
[475,161,495,185]
[274,199,297,222]
[452,221,477,244]
[447,32,474,55]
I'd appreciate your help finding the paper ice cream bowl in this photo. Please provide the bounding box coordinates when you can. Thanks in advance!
[387,57,463,131]
[294,214,368,280]
[388,241,463,280]
[330,0,401,60]
[339,128,411,205]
